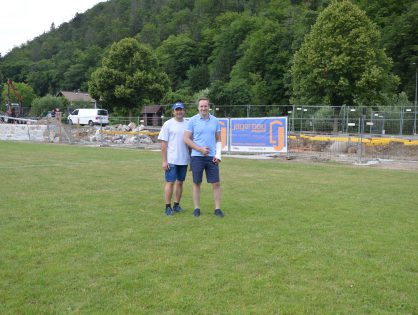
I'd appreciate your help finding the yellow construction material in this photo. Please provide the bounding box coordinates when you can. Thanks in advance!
[100,130,160,136]
[289,134,418,146]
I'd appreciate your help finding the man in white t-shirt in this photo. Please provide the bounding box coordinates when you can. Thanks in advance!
[157,102,190,216]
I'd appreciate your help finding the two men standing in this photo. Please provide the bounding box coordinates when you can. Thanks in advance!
[158,98,224,218]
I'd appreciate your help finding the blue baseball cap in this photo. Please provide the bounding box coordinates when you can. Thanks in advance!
[172,102,185,110]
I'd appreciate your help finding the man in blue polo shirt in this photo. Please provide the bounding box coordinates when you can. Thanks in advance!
[184,98,224,218]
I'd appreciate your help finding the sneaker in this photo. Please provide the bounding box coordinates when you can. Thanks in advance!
[165,206,174,216]
[193,208,201,217]
[214,209,224,218]
[173,204,184,212]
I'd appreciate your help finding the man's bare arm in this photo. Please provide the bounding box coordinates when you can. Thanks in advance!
[160,141,169,170]
[184,130,209,156]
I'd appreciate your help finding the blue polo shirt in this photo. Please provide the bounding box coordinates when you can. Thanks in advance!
[186,113,221,157]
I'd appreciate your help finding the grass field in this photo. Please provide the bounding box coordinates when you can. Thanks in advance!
[0,141,417,314]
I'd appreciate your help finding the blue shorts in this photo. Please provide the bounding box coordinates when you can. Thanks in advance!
[190,156,220,184]
[165,164,188,182]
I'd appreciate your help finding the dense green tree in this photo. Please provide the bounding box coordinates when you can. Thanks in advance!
[208,13,260,83]
[230,19,293,105]
[354,0,412,27]
[156,33,199,90]
[379,2,418,99]
[88,38,170,116]
[30,95,69,116]
[352,0,417,99]
[208,2,315,106]
[291,0,399,111]
[1,81,37,107]
[186,64,210,92]
[0,50,31,83]
[208,78,251,107]
[139,23,161,48]
[27,60,59,96]
[62,45,104,91]
[162,88,193,107]
[0,0,415,109]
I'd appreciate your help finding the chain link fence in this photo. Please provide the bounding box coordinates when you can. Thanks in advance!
[111,103,417,135]
[211,104,416,135]
[286,116,417,162]
[1,104,417,162]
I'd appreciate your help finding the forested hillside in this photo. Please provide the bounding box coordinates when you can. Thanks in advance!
[0,0,416,112]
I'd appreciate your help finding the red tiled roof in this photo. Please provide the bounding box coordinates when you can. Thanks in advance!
[57,91,95,103]
[143,105,162,114]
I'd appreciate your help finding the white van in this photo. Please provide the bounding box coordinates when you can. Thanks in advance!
[68,108,109,126]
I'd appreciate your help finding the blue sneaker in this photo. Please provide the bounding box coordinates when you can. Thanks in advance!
[193,208,201,217]
[173,204,184,212]
[165,206,174,216]
[214,209,224,218]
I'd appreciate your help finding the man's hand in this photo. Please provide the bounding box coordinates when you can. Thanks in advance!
[162,161,170,171]
[212,157,221,164]
[199,146,210,156]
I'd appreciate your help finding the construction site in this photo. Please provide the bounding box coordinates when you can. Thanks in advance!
[1,78,417,170]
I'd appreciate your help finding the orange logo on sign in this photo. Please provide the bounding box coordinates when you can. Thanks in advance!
[219,121,227,148]
[269,120,285,151]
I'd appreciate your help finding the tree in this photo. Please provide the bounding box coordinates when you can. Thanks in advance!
[208,78,251,109]
[30,95,69,116]
[27,59,58,96]
[291,0,399,113]
[186,64,210,92]
[139,23,161,48]
[2,0,415,107]
[156,33,199,90]
[162,88,193,107]
[62,46,104,91]
[230,19,293,105]
[88,38,170,117]
[208,13,260,83]
[1,81,37,108]
[377,1,418,99]
[0,51,31,83]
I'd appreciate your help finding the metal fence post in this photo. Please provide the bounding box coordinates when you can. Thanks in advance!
[300,106,303,134]
[292,105,295,133]
[100,118,104,146]
[46,118,50,143]
[27,124,31,141]
[369,112,373,134]
[68,119,72,144]
[358,116,364,163]
[343,104,347,133]
[400,106,403,136]
[413,63,417,135]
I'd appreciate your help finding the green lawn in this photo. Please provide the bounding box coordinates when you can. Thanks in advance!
[0,141,417,314]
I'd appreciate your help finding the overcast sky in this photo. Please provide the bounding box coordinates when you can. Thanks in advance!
[0,0,104,57]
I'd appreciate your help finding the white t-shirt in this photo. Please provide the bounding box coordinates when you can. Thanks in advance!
[158,118,190,165]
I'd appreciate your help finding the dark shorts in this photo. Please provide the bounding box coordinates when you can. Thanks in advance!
[190,156,220,184]
[165,164,188,182]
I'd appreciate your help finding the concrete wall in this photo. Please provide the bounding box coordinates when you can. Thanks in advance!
[0,124,48,141]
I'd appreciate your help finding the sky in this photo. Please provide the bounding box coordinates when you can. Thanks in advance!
[0,0,104,57]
